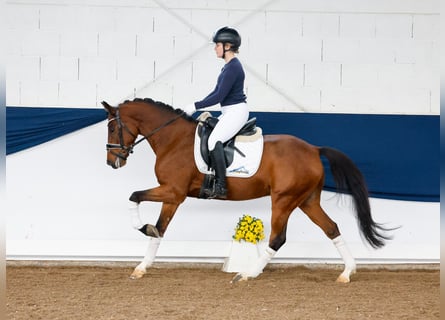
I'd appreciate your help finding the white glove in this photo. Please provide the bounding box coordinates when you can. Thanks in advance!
[182,103,196,116]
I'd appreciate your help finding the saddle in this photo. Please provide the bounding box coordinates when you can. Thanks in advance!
[197,113,258,169]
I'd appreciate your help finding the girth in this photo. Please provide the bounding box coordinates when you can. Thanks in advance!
[198,116,257,168]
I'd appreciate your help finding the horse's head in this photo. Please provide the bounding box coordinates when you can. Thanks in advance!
[102,101,139,169]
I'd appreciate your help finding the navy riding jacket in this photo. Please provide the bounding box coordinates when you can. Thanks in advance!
[195,57,247,109]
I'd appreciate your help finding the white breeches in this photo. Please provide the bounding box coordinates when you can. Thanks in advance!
[208,102,249,151]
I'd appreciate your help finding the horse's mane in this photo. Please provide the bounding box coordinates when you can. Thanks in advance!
[121,98,197,123]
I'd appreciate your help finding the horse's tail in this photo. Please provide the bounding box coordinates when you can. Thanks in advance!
[319,146,391,248]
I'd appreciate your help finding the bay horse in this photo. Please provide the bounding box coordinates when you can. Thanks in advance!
[102,98,391,283]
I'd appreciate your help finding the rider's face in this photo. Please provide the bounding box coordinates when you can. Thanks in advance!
[214,42,224,58]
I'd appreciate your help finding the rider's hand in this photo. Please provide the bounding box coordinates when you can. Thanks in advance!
[182,103,196,116]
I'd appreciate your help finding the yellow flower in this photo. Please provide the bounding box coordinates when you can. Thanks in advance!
[232,214,265,244]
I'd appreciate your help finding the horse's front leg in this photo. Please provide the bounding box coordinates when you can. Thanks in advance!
[127,185,184,279]
[130,233,161,280]
[129,202,180,279]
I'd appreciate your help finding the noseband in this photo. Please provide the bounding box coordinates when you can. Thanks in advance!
[106,108,184,161]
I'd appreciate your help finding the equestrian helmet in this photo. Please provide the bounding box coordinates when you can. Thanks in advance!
[212,27,241,51]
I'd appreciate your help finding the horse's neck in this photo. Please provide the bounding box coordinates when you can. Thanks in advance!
[143,117,196,155]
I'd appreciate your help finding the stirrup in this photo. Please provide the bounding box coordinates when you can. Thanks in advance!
[211,183,227,199]
[201,187,215,199]
[202,182,227,199]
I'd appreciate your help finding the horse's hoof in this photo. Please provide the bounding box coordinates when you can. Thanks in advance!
[336,275,350,283]
[138,224,160,238]
[230,273,249,283]
[336,268,355,283]
[130,268,146,280]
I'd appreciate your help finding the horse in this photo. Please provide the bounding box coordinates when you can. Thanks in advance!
[102,97,391,283]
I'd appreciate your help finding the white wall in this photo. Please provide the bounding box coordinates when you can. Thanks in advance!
[6,0,440,114]
[6,123,439,264]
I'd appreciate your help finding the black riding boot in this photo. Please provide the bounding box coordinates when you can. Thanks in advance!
[209,141,227,199]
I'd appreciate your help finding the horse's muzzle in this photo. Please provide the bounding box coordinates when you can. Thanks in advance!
[107,158,124,169]
[107,159,118,169]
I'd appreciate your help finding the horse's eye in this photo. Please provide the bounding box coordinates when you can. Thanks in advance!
[108,125,115,133]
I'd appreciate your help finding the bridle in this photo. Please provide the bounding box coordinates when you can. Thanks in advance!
[106,107,184,161]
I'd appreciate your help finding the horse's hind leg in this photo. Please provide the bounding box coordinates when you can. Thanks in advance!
[300,199,356,283]
[332,234,356,283]
[232,196,297,283]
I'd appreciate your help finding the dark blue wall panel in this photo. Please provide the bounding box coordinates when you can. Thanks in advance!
[251,112,438,202]
[6,106,438,202]
[6,107,107,155]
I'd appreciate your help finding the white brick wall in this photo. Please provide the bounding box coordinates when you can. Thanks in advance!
[376,14,413,38]
[21,31,60,56]
[59,81,97,107]
[39,5,85,32]
[323,39,360,63]
[302,14,339,38]
[21,81,60,106]
[265,11,302,35]
[357,39,396,64]
[97,80,137,106]
[98,32,136,58]
[339,14,376,38]
[191,9,229,32]
[412,14,439,40]
[5,0,439,114]
[41,56,78,81]
[61,31,99,57]
[267,62,304,90]
[152,8,192,35]
[6,5,40,30]
[305,63,341,88]
[79,57,116,82]
[114,7,153,33]
[7,56,41,82]
[117,57,154,83]
[341,64,379,88]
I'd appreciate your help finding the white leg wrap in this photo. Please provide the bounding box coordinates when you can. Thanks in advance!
[129,201,144,230]
[333,235,356,270]
[333,235,356,282]
[135,236,162,272]
[246,247,276,278]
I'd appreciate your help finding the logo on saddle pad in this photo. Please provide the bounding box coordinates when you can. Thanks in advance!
[194,112,263,178]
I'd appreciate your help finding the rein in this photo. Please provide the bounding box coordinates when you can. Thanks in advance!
[106,107,185,160]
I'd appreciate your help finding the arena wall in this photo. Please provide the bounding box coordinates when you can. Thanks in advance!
[5,0,439,264]
[6,0,439,114]
[6,123,439,263]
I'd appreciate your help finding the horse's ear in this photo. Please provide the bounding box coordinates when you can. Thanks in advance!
[101,101,116,115]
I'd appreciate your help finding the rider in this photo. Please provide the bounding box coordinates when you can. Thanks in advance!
[183,26,249,199]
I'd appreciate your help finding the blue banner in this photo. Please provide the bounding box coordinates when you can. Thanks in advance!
[5,107,438,202]
[252,112,438,202]
[6,107,107,155]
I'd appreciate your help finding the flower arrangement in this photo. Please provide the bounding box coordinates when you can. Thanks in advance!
[233,214,265,244]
